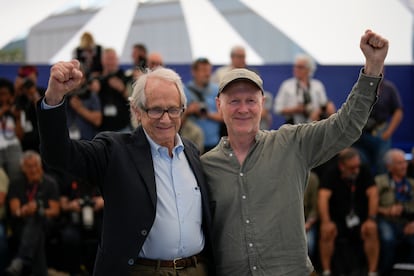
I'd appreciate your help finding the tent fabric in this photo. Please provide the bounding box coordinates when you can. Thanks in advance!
[2,0,413,65]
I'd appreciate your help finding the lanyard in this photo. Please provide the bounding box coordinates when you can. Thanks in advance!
[26,182,39,201]
[296,81,311,105]
[346,178,357,213]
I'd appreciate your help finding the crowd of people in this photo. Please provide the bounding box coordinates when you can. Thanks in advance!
[0,29,412,276]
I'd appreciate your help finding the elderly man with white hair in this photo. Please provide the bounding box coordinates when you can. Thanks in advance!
[274,53,335,124]
[376,148,414,275]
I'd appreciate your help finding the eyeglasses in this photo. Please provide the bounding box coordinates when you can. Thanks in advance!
[143,106,184,119]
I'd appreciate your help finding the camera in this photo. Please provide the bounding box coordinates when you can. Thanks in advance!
[36,199,45,217]
[79,196,95,229]
[21,78,35,90]
[199,103,208,116]
[70,196,95,229]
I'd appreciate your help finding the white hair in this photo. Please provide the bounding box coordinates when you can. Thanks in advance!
[129,67,187,124]
[384,148,406,165]
[295,53,317,78]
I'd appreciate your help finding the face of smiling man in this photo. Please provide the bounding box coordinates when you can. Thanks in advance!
[217,80,264,138]
[136,76,183,151]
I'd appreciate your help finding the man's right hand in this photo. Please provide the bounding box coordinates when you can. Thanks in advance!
[45,60,83,106]
[360,29,389,76]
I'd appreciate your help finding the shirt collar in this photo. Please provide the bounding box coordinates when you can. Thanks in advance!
[220,131,263,150]
[143,129,184,158]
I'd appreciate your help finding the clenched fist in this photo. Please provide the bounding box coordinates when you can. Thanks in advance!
[45,60,83,106]
[360,29,389,76]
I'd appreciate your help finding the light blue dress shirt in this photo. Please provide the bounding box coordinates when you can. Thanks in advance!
[139,131,204,260]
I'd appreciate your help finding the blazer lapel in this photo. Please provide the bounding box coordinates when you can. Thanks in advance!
[126,127,157,208]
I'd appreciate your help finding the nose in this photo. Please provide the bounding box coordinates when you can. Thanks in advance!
[236,101,250,113]
[159,111,172,122]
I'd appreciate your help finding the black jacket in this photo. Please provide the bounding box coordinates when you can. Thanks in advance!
[37,100,214,275]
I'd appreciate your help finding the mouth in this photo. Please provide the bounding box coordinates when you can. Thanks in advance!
[234,116,251,121]
[156,125,173,130]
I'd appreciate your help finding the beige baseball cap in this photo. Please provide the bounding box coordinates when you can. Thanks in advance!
[218,68,264,96]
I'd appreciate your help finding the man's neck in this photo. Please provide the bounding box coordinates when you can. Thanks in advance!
[392,173,405,183]
[194,81,208,89]
[228,133,256,165]
[297,78,309,88]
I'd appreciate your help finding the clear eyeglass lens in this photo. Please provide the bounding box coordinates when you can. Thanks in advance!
[147,108,182,118]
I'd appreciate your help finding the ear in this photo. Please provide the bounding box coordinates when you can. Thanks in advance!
[216,96,221,112]
[132,106,142,123]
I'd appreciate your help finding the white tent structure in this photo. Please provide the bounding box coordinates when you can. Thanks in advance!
[1,0,413,65]
[0,0,73,50]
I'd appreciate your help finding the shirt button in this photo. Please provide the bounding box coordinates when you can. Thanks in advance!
[246,219,250,224]
[229,153,233,157]
[128,258,134,265]
[141,229,147,236]
[240,172,244,176]
[369,81,374,86]
[242,195,246,200]
[252,266,257,270]
[249,243,253,247]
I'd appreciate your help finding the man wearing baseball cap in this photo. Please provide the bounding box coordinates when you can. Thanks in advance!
[201,29,387,275]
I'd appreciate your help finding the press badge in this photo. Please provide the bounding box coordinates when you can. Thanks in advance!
[104,105,117,116]
[345,213,360,228]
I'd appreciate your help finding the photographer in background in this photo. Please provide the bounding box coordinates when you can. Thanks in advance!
[13,65,45,152]
[0,78,24,183]
[66,66,102,141]
[125,43,148,95]
[98,48,131,132]
[58,174,103,275]
[14,78,41,152]
[273,53,334,125]
[184,57,223,153]
[13,65,45,101]
[376,148,414,275]
[5,151,60,276]
[131,43,147,71]
[73,32,103,77]
[318,147,379,276]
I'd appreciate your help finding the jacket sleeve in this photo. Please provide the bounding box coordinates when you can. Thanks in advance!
[36,98,110,188]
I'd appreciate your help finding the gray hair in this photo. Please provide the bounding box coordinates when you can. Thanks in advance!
[129,67,187,123]
[295,53,317,78]
[384,148,406,165]
[338,147,360,164]
[230,45,245,57]
[20,150,41,166]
